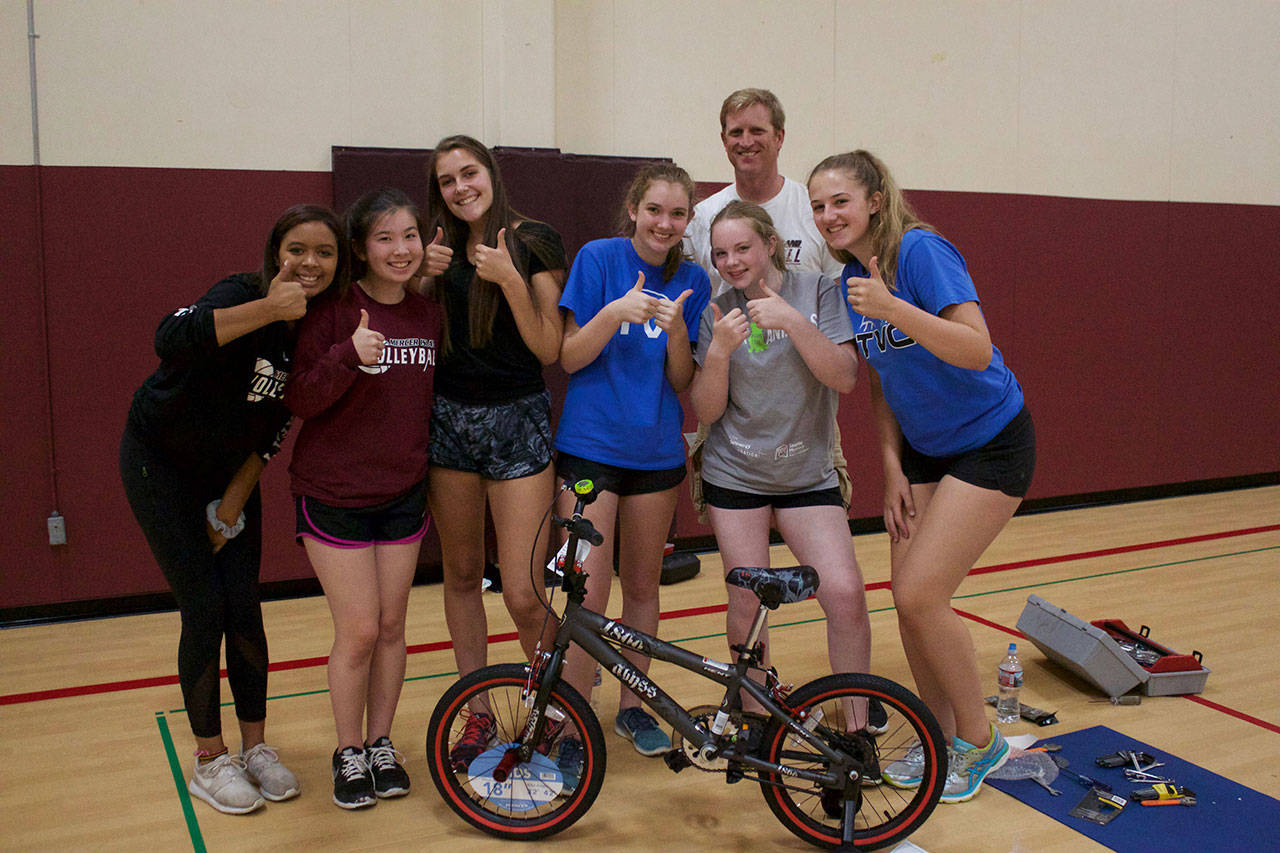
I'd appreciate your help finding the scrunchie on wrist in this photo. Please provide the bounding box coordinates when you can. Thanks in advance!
[206,499,246,539]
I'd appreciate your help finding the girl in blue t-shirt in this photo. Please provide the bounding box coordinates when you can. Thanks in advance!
[554,163,710,762]
[809,150,1035,804]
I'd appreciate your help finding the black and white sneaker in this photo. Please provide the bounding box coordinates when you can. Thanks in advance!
[366,736,410,798]
[865,699,889,735]
[331,746,375,809]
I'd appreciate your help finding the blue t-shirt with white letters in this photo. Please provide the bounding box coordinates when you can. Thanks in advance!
[556,237,710,469]
[844,228,1023,457]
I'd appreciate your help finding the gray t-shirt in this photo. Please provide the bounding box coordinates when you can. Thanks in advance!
[693,269,854,495]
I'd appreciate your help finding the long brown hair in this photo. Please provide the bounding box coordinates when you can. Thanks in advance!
[807,150,934,290]
[425,134,563,353]
[617,162,696,282]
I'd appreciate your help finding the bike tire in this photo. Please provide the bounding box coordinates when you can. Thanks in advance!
[427,663,607,840]
[757,673,946,850]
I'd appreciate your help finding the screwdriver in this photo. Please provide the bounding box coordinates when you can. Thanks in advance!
[1141,796,1196,806]
[1050,756,1112,791]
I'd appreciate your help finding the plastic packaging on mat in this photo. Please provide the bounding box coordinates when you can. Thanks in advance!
[989,750,1059,785]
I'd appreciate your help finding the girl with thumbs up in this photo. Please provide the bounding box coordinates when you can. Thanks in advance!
[120,204,344,814]
[808,151,1033,803]
[552,163,710,762]
[418,137,569,758]
[286,187,441,810]
[689,201,874,726]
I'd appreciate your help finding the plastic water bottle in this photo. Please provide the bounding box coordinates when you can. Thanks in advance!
[996,643,1023,724]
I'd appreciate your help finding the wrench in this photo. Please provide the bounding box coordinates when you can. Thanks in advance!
[1031,775,1062,796]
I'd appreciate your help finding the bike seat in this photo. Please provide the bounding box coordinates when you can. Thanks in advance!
[725,566,819,609]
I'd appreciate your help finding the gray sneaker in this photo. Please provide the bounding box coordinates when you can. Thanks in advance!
[881,740,926,789]
[941,725,1009,803]
[243,743,300,802]
[189,753,266,814]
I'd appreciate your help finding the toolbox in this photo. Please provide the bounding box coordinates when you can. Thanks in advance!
[1016,595,1210,697]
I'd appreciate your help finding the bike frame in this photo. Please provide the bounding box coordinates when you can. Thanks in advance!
[524,491,855,790]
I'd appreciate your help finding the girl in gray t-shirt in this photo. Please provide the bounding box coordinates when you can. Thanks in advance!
[690,201,875,725]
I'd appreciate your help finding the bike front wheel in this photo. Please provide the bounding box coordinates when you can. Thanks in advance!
[427,663,607,840]
[758,673,946,850]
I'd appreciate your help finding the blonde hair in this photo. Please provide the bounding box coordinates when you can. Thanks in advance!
[807,150,934,290]
[618,162,696,282]
[719,88,785,132]
[709,200,786,272]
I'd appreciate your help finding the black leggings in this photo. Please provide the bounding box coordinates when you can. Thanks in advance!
[119,426,269,738]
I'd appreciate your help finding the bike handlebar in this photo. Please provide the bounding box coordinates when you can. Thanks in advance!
[553,513,603,546]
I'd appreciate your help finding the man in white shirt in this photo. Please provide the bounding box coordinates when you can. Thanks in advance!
[684,88,843,294]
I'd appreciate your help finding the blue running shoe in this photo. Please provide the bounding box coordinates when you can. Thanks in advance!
[614,707,670,756]
[556,737,583,792]
[941,724,1009,803]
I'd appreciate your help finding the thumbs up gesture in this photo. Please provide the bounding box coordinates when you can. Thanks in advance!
[746,280,799,331]
[351,308,386,365]
[709,302,750,356]
[846,256,895,320]
[473,227,520,291]
[421,226,453,278]
[652,287,692,334]
[266,259,308,321]
[612,270,660,324]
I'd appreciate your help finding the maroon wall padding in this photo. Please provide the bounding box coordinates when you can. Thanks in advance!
[1,165,333,611]
[1,159,1277,613]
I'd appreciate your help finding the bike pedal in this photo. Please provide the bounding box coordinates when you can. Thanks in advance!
[662,749,691,773]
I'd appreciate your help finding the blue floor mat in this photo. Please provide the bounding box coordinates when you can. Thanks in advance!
[985,724,1280,852]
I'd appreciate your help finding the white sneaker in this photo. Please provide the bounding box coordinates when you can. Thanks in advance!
[189,753,266,814]
[243,743,301,802]
[881,740,926,789]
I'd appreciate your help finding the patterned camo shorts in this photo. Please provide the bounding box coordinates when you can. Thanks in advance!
[429,389,553,481]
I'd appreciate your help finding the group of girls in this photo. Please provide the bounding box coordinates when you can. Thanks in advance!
[121,135,1032,815]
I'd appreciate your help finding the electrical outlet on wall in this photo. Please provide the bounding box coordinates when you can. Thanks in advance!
[48,512,66,546]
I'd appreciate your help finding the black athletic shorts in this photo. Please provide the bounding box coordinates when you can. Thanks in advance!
[900,405,1036,498]
[295,480,429,548]
[555,452,686,497]
[702,480,844,510]
[429,390,552,480]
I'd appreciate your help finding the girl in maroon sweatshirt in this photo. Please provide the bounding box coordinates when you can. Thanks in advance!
[286,188,441,809]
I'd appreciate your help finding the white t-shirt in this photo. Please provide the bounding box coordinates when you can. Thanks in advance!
[684,177,843,294]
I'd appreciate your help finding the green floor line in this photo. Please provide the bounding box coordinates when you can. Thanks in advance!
[156,711,205,853]
[952,546,1276,603]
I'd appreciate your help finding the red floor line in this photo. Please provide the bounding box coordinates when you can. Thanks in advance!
[1183,694,1280,734]
[969,524,1280,576]
[4,522,1275,708]
[953,608,1025,639]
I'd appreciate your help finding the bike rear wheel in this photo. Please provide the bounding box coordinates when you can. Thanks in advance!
[758,673,946,850]
[427,663,606,840]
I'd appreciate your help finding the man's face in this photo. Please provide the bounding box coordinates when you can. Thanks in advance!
[721,103,784,180]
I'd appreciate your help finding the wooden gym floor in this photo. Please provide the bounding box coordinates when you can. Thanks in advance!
[1,486,1277,851]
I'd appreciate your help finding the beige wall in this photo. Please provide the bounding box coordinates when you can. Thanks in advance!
[4,0,1277,203]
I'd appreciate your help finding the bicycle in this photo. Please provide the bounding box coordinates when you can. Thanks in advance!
[426,480,947,850]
